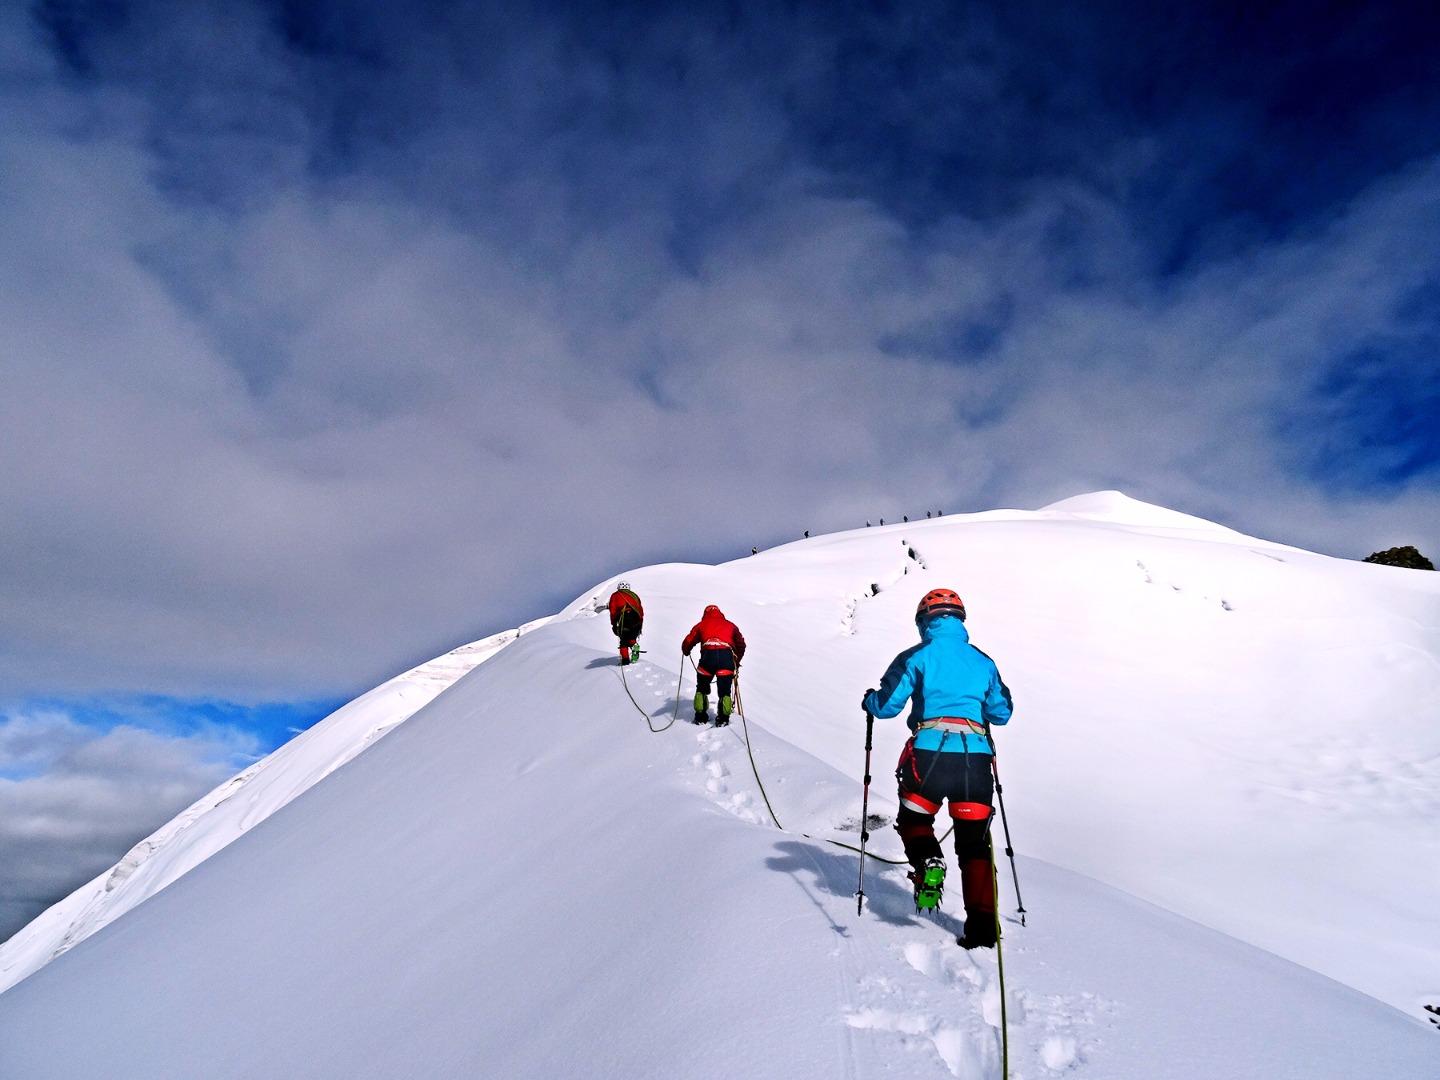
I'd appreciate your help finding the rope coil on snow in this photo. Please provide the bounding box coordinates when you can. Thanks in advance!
[616,658,680,734]
[733,677,786,833]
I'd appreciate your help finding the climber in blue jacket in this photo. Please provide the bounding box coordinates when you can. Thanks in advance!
[863,587,1012,947]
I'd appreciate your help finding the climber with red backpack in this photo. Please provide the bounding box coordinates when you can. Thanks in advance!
[607,583,644,665]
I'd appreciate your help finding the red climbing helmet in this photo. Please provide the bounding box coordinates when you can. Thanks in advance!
[916,588,966,623]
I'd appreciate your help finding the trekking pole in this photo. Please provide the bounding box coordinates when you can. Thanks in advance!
[986,720,1027,926]
[855,705,876,916]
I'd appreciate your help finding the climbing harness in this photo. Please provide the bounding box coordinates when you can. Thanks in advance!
[907,728,952,797]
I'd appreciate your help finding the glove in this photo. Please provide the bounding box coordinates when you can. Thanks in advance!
[862,688,878,710]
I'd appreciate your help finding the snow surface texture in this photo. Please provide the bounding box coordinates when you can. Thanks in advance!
[0,493,1435,1079]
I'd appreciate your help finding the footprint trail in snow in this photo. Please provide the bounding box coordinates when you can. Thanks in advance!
[667,672,1101,1078]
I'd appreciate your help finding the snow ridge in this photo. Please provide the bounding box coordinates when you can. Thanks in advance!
[1,493,1436,1079]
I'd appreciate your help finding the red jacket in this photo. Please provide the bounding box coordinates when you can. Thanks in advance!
[682,605,746,662]
[608,589,643,622]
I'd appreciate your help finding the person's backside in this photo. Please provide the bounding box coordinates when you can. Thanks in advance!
[863,588,1012,947]
[608,584,644,664]
[682,605,746,726]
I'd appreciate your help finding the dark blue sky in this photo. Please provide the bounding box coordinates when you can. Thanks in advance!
[41,2,1440,253]
[3,0,1439,938]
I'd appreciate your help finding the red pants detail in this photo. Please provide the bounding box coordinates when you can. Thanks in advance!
[961,844,996,914]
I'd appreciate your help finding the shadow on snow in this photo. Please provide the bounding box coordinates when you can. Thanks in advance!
[766,839,965,937]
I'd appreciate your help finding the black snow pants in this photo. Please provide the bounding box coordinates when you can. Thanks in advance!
[895,738,996,938]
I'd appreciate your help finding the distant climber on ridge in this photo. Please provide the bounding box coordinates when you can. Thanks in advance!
[682,605,746,726]
[862,588,1013,948]
[608,583,644,665]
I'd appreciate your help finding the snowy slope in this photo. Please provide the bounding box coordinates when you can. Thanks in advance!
[0,619,549,994]
[1,493,1435,1079]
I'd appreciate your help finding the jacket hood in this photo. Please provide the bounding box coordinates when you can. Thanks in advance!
[703,604,724,619]
[918,614,970,645]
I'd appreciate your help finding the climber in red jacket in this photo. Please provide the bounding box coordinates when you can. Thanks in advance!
[607,583,644,665]
[681,605,746,726]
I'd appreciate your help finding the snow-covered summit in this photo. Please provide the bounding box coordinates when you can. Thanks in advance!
[1038,490,1243,534]
[1,494,1435,1079]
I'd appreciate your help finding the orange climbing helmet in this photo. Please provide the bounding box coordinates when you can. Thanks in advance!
[915,588,966,623]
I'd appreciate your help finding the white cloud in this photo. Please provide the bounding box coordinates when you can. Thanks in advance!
[1,6,1437,711]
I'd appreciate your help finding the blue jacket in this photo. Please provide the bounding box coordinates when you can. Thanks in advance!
[863,616,1012,754]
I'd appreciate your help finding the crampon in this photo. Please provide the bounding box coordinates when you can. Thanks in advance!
[909,858,946,912]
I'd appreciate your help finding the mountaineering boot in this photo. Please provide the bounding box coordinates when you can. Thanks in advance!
[956,911,997,950]
[693,691,709,725]
[955,853,997,946]
[619,646,631,665]
[909,856,946,911]
[715,694,733,727]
